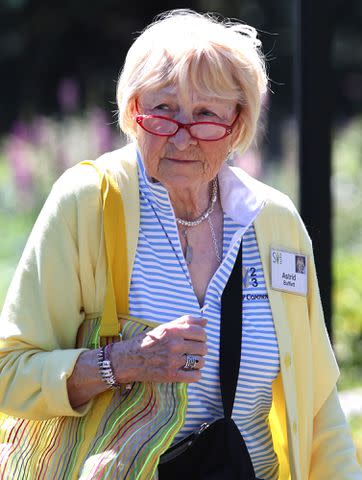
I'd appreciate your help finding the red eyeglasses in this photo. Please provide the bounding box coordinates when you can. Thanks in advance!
[135,106,239,142]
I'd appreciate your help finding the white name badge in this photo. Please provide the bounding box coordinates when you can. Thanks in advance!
[271,248,308,296]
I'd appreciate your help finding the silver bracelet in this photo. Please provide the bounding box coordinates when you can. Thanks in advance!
[97,344,121,389]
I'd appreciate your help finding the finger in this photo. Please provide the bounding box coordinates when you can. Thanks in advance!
[183,339,208,356]
[180,324,207,342]
[181,316,207,327]
[175,369,202,383]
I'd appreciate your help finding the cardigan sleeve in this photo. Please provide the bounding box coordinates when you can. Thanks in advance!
[0,166,103,420]
[310,388,362,479]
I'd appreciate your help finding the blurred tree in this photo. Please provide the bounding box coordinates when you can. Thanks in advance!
[0,0,360,134]
[0,0,200,131]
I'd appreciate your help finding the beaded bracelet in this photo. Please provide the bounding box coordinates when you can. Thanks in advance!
[96,344,121,389]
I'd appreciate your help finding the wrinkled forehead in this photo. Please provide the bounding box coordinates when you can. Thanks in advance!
[150,81,237,119]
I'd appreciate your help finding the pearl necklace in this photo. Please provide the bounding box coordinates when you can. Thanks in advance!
[175,178,218,227]
[175,178,221,265]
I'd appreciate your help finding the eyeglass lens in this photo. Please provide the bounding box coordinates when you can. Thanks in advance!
[141,117,227,140]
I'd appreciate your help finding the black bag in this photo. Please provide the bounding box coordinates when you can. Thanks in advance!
[158,243,261,480]
[158,417,258,479]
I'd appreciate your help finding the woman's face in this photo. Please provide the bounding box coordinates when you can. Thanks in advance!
[134,86,239,192]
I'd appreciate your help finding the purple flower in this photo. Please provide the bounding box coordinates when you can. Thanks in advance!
[90,108,113,154]
[57,78,79,113]
[6,133,33,196]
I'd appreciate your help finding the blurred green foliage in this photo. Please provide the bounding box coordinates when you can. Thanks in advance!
[332,117,362,391]
[333,118,362,254]
[334,253,362,390]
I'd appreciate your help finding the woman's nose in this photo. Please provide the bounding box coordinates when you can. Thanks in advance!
[167,125,198,150]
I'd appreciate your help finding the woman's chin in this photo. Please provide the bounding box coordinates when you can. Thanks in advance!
[157,160,206,190]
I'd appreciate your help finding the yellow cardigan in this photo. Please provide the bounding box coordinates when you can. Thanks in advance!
[0,144,360,479]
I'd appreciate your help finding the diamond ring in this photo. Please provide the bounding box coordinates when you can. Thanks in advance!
[183,354,199,370]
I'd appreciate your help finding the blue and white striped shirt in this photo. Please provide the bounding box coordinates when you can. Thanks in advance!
[129,153,280,479]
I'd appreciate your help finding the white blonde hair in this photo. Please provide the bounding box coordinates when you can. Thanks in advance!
[117,9,268,153]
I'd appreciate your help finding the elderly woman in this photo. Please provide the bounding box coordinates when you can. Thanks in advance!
[0,9,360,480]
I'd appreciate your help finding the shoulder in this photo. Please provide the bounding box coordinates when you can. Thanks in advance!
[228,165,302,224]
[232,167,312,250]
[233,166,298,214]
[48,143,138,218]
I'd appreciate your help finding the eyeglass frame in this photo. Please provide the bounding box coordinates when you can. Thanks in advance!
[135,103,240,142]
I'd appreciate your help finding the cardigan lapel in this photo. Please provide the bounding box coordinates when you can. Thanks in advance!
[254,201,302,480]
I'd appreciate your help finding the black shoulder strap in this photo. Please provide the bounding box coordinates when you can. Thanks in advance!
[219,240,243,419]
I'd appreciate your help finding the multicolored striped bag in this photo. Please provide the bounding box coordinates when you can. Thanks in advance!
[0,162,187,479]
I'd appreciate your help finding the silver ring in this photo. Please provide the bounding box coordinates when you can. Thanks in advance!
[183,354,199,370]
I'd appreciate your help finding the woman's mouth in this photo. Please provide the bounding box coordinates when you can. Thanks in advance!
[164,157,199,164]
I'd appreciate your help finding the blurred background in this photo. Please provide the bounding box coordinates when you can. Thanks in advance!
[0,0,361,462]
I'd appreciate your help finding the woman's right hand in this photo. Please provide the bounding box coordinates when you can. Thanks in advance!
[67,315,207,409]
[111,315,207,384]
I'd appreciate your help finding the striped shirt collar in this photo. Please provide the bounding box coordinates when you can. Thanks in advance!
[136,148,266,227]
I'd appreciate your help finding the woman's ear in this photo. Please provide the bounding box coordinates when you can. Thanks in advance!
[129,97,138,117]
[128,97,140,139]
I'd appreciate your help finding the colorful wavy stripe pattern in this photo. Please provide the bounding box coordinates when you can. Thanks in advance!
[0,317,187,479]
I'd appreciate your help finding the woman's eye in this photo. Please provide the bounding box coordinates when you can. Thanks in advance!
[154,104,169,111]
[199,110,216,117]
